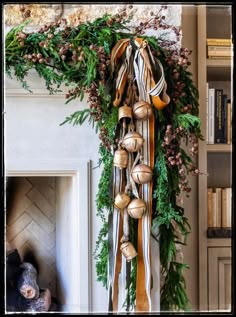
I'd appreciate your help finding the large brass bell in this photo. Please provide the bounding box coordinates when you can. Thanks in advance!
[122,131,144,152]
[113,149,128,169]
[133,100,153,120]
[131,164,153,184]
[118,104,132,122]
[114,192,131,210]
[127,198,146,219]
[120,241,137,262]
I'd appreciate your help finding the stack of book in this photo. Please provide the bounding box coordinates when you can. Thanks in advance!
[206,84,231,144]
[207,38,232,59]
[207,187,232,229]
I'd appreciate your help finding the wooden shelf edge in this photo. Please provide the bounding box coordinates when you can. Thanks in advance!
[207,228,231,239]
[207,59,232,67]
[207,144,232,152]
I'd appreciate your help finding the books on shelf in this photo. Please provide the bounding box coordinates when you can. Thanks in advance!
[207,38,233,58]
[207,38,232,46]
[206,84,231,145]
[207,187,231,229]
[207,45,233,58]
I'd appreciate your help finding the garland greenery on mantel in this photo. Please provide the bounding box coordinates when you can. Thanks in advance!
[5,6,203,312]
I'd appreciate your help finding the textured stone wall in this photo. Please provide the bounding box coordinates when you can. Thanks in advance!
[4,4,181,43]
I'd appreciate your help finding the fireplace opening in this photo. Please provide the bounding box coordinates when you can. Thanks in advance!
[6,176,77,312]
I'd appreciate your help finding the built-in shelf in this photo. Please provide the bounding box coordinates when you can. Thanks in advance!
[207,59,232,81]
[207,144,232,152]
[207,228,231,239]
[207,59,232,68]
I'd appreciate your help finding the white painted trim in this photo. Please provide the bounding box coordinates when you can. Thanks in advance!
[5,159,92,313]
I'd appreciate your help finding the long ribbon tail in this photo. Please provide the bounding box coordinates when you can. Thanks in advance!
[108,164,123,312]
[133,38,157,312]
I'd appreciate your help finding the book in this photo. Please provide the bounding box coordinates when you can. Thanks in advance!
[207,56,232,59]
[222,95,228,143]
[207,45,232,51]
[207,45,233,58]
[222,188,232,228]
[207,38,232,46]
[208,88,215,144]
[215,188,222,228]
[227,99,231,144]
[207,188,213,227]
[206,83,209,143]
[215,89,223,143]
[212,191,217,227]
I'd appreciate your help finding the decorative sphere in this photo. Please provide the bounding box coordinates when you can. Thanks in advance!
[133,100,153,120]
[123,131,144,152]
[127,198,146,219]
[131,164,153,184]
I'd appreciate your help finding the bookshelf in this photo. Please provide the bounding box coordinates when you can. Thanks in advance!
[206,144,231,152]
[197,5,232,312]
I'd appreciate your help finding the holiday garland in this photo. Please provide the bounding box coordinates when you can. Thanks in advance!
[5,6,203,312]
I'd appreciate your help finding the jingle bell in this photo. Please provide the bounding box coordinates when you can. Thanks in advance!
[118,104,132,122]
[133,100,153,120]
[120,241,137,262]
[131,164,153,184]
[122,131,144,152]
[127,198,146,219]
[114,192,131,210]
[113,149,128,169]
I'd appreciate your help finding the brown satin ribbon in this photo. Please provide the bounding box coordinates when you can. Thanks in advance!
[111,37,164,313]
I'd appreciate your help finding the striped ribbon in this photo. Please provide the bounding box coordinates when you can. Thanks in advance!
[108,37,170,313]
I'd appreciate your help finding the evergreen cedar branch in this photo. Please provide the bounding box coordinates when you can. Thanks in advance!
[5,8,203,311]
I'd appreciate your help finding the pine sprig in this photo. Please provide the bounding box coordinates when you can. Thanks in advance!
[161,262,190,311]
[60,109,90,126]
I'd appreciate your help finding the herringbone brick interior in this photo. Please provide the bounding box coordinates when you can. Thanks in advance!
[6,177,57,297]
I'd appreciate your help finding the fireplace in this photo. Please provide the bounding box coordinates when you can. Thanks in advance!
[5,159,91,313]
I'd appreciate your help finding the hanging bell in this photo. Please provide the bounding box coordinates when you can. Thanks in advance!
[131,164,153,184]
[133,100,153,120]
[114,192,131,210]
[122,131,144,152]
[120,241,137,262]
[113,149,128,169]
[118,104,132,122]
[127,198,146,219]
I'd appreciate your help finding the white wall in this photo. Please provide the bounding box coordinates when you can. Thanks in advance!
[5,71,106,312]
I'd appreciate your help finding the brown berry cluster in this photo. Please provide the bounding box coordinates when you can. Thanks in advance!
[89,45,110,84]
[23,53,48,64]
[161,124,192,195]
[99,126,111,152]
[86,82,102,122]
[188,134,199,157]
[135,6,181,44]
[19,6,31,19]
[71,46,84,62]
[181,103,193,114]
[65,86,81,99]
[38,19,67,34]
[85,83,112,150]
[106,6,130,27]
[16,32,27,47]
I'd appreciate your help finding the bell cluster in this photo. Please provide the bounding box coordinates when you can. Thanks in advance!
[113,100,154,262]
